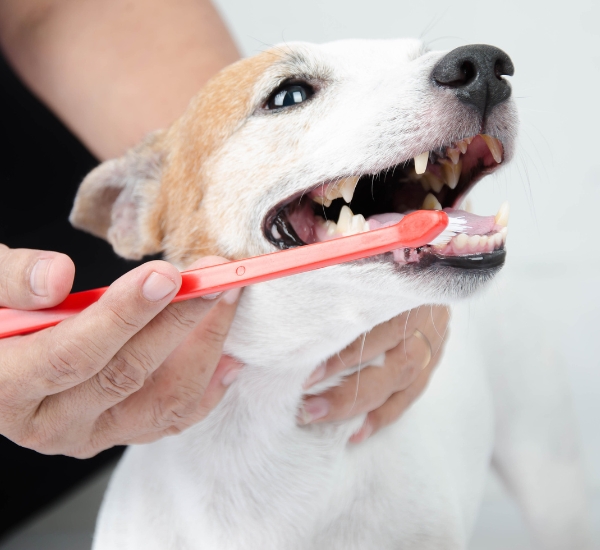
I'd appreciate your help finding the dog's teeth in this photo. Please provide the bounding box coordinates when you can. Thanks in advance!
[467,235,481,252]
[494,201,509,226]
[349,213,369,234]
[481,135,503,163]
[441,159,462,189]
[500,226,508,243]
[422,193,442,211]
[312,195,333,207]
[418,175,431,192]
[325,185,343,202]
[457,140,468,154]
[454,232,469,251]
[340,176,360,203]
[324,220,338,236]
[427,173,444,194]
[414,152,429,175]
[446,147,461,165]
[271,225,281,239]
[337,205,354,233]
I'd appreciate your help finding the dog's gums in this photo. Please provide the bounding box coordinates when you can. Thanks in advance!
[265,133,508,270]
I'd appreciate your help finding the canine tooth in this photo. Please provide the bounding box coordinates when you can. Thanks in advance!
[457,140,468,154]
[422,193,442,211]
[312,195,333,207]
[465,136,473,145]
[414,152,429,175]
[495,201,509,227]
[454,233,469,251]
[441,159,462,189]
[340,176,360,203]
[337,205,354,234]
[447,147,461,165]
[481,135,503,163]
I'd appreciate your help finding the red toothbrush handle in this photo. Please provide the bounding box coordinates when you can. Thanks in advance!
[0,210,447,338]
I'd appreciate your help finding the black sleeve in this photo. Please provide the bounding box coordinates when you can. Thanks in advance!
[0,55,150,539]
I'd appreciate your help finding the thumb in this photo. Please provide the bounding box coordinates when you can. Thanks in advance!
[0,245,75,309]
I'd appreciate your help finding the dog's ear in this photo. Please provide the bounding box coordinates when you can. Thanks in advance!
[70,131,166,260]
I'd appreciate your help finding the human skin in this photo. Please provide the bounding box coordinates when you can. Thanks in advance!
[0,0,449,455]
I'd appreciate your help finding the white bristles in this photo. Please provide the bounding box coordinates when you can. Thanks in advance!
[427,217,468,246]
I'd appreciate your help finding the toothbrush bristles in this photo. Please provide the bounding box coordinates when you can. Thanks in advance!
[427,217,467,246]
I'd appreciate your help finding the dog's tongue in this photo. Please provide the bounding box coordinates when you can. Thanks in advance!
[367,209,496,236]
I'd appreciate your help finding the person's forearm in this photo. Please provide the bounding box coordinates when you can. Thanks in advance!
[0,0,240,159]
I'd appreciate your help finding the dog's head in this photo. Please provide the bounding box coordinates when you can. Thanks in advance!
[71,39,516,304]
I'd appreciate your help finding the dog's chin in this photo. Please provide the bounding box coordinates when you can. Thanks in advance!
[390,250,506,301]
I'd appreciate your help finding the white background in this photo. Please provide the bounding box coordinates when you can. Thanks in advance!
[2,1,599,548]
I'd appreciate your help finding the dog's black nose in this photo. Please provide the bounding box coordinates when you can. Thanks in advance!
[432,45,514,119]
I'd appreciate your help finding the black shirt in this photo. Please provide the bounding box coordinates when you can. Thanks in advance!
[0,55,148,539]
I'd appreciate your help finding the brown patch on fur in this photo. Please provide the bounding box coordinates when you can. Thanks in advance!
[149,50,283,265]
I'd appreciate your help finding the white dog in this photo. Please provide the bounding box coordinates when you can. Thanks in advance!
[71,39,590,549]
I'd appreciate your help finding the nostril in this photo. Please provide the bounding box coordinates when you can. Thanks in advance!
[434,60,476,88]
[494,60,506,80]
[460,61,476,86]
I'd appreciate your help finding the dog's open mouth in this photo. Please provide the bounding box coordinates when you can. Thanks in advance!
[264,134,509,269]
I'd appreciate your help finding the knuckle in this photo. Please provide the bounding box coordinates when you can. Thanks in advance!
[96,351,150,400]
[201,324,228,347]
[45,338,101,388]
[104,305,143,337]
[150,386,204,431]
[163,305,200,335]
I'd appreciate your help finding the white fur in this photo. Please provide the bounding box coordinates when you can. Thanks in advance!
[85,39,590,549]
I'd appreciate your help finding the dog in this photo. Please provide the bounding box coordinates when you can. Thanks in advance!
[70,39,590,549]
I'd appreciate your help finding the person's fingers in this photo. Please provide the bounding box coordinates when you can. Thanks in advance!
[349,361,435,444]
[91,290,242,450]
[6,260,182,402]
[0,245,75,309]
[123,354,243,445]
[304,311,422,389]
[298,329,433,425]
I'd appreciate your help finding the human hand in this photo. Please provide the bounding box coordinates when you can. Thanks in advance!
[299,305,450,443]
[0,245,242,458]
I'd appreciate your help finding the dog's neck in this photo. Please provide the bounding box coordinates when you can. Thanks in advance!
[168,263,423,539]
[225,263,422,369]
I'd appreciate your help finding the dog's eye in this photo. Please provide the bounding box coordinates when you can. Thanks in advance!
[266,83,313,110]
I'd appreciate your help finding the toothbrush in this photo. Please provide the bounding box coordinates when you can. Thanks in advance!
[0,210,461,339]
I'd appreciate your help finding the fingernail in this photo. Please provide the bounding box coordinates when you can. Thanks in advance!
[201,292,223,301]
[222,367,242,386]
[349,421,373,444]
[142,272,177,301]
[222,287,242,305]
[298,397,329,425]
[30,258,52,296]
[304,364,326,389]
